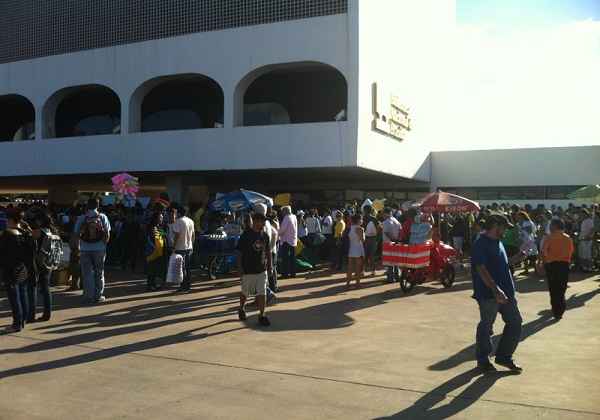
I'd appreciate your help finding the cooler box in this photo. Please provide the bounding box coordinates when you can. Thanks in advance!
[382,241,432,268]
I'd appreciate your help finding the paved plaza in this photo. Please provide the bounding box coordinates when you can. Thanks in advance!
[1,267,599,420]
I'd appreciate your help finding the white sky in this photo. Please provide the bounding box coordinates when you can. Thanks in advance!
[436,19,600,151]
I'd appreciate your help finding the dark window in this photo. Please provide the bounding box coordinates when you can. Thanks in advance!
[243,64,347,126]
[0,95,35,142]
[54,86,120,138]
[0,0,348,64]
[141,77,224,132]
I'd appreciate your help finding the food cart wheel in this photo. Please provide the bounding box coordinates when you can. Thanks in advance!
[441,264,455,288]
[400,270,415,293]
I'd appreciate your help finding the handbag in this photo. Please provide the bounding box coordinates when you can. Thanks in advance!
[166,254,184,285]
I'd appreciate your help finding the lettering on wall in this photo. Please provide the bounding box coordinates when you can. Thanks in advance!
[371,83,411,141]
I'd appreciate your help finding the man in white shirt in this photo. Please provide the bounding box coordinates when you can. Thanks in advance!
[579,209,595,272]
[305,209,322,235]
[172,204,195,292]
[279,206,298,278]
[382,208,402,283]
[321,208,334,262]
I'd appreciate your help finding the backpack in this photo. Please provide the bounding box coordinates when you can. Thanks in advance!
[80,214,107,243]
[38,229,63,270]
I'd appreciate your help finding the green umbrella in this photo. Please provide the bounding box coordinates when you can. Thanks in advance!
[567,185,600,203]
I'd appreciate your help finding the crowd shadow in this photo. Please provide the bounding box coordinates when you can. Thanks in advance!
[375,368,518,420]
[0,319,244,380]
[251,283,433,332]
[428,288,600,372]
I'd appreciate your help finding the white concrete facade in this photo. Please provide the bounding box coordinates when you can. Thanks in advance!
[0,1,598,205]
[0,13,357,177]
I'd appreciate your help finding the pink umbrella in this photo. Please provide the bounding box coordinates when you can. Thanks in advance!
[419,191,480,213]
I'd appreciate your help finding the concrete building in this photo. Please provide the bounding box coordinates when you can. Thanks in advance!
[0,0,598,207]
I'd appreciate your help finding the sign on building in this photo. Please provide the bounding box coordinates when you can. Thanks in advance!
[372,83,411,141]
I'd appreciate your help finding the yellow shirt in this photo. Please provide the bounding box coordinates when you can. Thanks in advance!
[334,220,346,239]
[147,229,166,262]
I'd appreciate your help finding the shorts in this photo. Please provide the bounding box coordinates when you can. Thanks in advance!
[241,271,268,297]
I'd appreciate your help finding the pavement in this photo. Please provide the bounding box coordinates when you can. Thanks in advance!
[1,265,600,420]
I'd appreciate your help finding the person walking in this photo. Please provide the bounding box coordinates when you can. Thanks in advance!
[542,219,574,320]
[278,206,298,279]
[382,208,401,283]
[237,213,272,327]
[471,214,524,373]
[171,204,195,292]
[73,198,111,304]
[0,209,35,333]
[347,214,365,288]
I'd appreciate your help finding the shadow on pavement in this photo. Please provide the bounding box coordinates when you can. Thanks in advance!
[0,319,244,380]
[375,368,518,420]
[428,289,600,371]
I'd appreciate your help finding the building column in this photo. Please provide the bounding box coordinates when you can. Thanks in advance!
[35,103,44,140]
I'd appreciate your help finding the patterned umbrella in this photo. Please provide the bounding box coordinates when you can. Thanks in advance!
[419,191,480,213]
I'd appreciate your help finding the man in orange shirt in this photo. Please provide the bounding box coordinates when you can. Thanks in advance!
[542,219,574,320]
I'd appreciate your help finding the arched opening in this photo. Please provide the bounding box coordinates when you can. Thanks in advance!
[47,85,121,138]
[132,74,224,133]
[237,62,348,127]
[0,95,35,142]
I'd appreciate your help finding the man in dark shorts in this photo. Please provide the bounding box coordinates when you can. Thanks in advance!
[237,213,273,327]
[471,214,525,373]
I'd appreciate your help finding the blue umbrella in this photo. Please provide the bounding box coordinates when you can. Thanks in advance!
[208,189,274,212]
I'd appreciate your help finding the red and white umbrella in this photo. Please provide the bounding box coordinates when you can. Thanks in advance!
[418,191,480,213]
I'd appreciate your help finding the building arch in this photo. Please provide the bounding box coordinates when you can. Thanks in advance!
[0,94,35,142]
[234,61,348,126]
[129,74,224,133]
[44,84,121,138]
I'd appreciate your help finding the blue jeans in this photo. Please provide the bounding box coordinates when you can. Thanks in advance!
[6,282,28,330]
[80,250,106,301]
[476,298,523,365]
[386,266,400,282]
[176,249,193,289]
[28,268,53,320]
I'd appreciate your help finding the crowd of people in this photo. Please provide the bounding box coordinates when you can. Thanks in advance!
[1,195,598,342]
